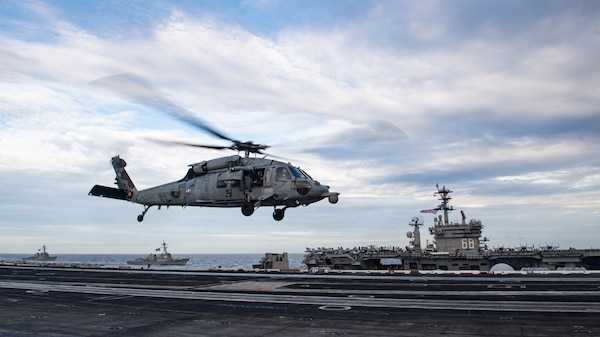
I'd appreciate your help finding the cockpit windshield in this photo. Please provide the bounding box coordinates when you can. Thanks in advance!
[298,168,313,180]
[289,166,307,179]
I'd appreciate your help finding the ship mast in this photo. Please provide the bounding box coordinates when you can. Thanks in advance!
[435,184,454,225]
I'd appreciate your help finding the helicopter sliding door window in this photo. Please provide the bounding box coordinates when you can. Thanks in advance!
[250,168,265,187]
[264,168,272,187]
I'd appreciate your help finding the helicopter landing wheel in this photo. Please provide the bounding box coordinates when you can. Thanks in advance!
[241,202,254,216]
[273,208,285,221]
[138,205,152,222]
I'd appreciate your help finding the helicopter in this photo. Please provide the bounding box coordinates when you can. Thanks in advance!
[88,74,340,222]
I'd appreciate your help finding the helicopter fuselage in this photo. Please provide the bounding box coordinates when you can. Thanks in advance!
[89,155,339,221]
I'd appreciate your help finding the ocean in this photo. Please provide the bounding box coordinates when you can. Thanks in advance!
[0,253,307,270]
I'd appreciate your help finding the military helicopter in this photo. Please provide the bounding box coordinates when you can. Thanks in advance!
[88,74,339,222]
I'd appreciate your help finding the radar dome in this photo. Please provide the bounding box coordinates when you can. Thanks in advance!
[489,263,515,273]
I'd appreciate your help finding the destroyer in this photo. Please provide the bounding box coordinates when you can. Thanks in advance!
[127,241,189,266]
[23,245,57,262]
[303,185,600,271]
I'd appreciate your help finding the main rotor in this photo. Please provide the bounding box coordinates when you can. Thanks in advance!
[91,73,270,158]
[168,139,269,158]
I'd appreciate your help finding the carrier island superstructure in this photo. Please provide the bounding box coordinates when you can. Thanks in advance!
[303,185,600,271]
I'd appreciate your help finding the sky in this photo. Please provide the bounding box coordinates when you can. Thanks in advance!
[0,0,599,254]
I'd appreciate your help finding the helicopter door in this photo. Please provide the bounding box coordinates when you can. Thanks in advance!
[272,167,292,198]
[216,170,244,201]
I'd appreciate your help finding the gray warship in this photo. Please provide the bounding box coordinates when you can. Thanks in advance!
[23,245,57,262]
[127,241,189,266]
[303,185,600,271]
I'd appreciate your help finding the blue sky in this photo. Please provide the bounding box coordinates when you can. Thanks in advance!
[0,0,599,254]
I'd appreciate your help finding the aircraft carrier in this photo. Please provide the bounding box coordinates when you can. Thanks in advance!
[303,185,600,272]
[0,265,599,336]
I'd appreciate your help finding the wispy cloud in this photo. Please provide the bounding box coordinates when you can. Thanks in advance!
[0,0,598,253]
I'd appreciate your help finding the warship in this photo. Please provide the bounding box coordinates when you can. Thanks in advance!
[127,241,189,266]
[303,185,600,271]
[23,245,57,262]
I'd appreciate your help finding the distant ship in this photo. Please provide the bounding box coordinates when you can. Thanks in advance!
[304,184,600,271]
[252,252,290,270]
[127,241,189,266]
[23,245,57,262]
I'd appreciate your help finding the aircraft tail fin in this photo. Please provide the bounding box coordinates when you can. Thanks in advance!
[111,155,137,193]
[89,156,137,201]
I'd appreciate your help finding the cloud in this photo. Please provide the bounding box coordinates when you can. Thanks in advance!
[0,1,599,253]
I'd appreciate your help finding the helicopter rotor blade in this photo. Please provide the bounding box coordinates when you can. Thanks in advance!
[90,73,237,143]
[91,74,410,155]
[145,138,233,151]
[146,137,291,160]
[91,74,273,155]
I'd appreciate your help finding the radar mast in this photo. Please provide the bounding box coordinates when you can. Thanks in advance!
[435,184,454,226]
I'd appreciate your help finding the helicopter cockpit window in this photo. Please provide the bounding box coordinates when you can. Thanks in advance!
[288,166,306,179]
[299,168,312,180]
[275,167,292,182]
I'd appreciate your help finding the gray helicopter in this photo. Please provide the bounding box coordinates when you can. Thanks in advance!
[88,74,339,222]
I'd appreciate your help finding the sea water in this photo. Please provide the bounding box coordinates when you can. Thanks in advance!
[0,253,307,270]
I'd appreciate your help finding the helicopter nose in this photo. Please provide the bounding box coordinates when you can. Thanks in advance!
[299,181,338,204]
[316,184,339,203]
[315,183,329,194]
